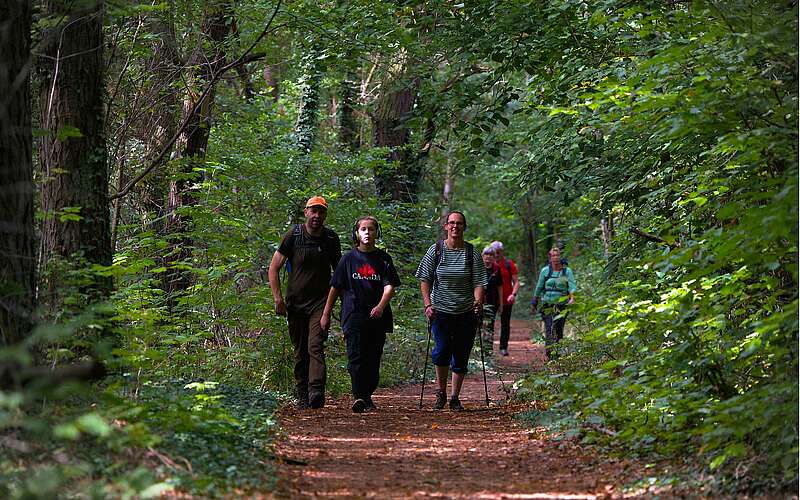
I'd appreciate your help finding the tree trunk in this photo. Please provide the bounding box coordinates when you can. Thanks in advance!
[0,0,35,346]
[110,155,125,252]
[545,221,554,254]
[230,17,255,100]
[372,72,420,203]
[163,3,231,297]
[39,0,111,299]
[263,64,281,103]
[441,155,454,216]
[524,192,538,278]
[138,15,181,226]
[600,216,612,259]
[294,47,323,154]
[338,71,359,152]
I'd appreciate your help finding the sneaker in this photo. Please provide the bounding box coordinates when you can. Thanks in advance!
[433,389,447,410]
[364,397,377,411]
[351,398,367,413]
[309,392,325,409]
[449,396,465,411]
[500,349,509,356]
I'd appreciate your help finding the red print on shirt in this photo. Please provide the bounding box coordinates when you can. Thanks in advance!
[353,263,381,281]
[356,263,377,278]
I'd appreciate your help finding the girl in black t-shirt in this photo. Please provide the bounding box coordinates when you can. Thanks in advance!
[320,216,401,413]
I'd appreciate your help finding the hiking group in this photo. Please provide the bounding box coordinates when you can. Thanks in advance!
[268,196,576,413]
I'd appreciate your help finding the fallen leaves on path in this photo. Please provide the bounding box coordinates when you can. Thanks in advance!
[271,320,648,499]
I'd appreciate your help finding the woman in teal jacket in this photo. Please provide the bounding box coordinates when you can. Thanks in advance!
[531,247,576,359]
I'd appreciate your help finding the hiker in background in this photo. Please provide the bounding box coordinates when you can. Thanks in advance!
[481,246,503,356]
[490,241,520,356]
[321,216,401,413]
[268,196,342,410]
[416,211,487,411]
[531,246,576,360]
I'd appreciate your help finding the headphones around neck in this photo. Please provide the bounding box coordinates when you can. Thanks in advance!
[351,216,382,245]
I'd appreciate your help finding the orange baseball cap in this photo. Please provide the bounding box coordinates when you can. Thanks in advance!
[305,196,328,209]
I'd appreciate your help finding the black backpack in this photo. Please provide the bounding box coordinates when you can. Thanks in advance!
[432,240,474,287]
[285,223,339,273]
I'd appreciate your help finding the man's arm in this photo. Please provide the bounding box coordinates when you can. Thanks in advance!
[268,250,288,316]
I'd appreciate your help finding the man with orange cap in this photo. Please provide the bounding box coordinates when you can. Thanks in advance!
[268,196,342,409]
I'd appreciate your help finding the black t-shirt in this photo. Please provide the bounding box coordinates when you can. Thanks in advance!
[278,224,341,313]
[485,263,502,307]
[330,248,401,334]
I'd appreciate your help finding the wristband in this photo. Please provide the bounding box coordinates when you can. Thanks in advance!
[425,304,433,310]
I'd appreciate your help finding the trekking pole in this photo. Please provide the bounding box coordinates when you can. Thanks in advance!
[476,309,490,407]
[418,318,432,409]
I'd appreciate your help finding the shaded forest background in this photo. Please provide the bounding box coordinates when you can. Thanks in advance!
[0,0,797,496]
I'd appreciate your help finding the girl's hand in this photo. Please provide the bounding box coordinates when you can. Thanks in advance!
[320,312,331,331]
[369,306,384,318]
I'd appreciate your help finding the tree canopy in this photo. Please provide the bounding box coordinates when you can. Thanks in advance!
[0,0,796,496]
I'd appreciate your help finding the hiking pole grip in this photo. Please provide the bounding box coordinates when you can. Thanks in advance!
[419,318,432,409]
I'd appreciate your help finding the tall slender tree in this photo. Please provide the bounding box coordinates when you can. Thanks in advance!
[294,45,324,154]
[372,69,420,203]
[138,14,182,224]
[0,0,35,345]
[164,2,232,296]
[39,0,111,300]
[338,69,360,152]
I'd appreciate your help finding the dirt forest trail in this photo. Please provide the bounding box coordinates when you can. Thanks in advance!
[271,319,638,499]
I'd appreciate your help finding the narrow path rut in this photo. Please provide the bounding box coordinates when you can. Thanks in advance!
[272,320,636,499]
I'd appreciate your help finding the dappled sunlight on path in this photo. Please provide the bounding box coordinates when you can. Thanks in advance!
[271,320,637,499]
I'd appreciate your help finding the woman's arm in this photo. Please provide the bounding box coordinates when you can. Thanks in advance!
[566,268,577,304]
[533,267,546,299]
[420,280,435,320]
[320,287,341,331]
[473,284,485,313]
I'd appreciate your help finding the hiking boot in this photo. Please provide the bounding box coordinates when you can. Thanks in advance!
[309,391,325,409]
[296,398,310,410]
[433,389,447,410]
[449,396,465,411]
[364,397,377,411]
[352,398,367,413]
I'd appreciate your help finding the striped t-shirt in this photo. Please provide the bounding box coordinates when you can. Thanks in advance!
[415,243,488,314]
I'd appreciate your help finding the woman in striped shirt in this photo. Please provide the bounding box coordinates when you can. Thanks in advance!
[415,211,488,411]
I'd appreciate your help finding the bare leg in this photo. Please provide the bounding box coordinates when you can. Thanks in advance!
[435,365,449,393]
[451,372,465,399]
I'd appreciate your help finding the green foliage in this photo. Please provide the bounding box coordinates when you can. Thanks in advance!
[0,377,279,498]
[481,0,800,491]
[11,0,796,496]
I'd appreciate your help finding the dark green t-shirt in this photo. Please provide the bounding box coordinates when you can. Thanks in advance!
[278,224,341,313]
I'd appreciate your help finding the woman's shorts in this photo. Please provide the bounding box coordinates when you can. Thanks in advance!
[431,310,477,374]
